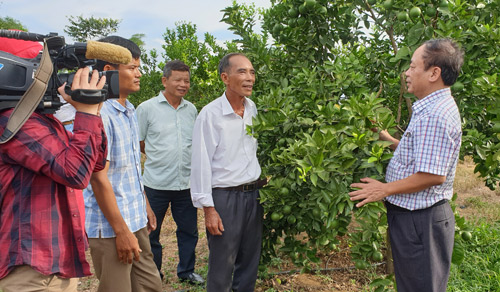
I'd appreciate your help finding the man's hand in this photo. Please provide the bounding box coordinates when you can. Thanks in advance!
[349,177,389,208]
[204,206,224,236]
[57,67,106,116]
[145,199,157,233]
[115,229,142,264]
[378,130,399,150]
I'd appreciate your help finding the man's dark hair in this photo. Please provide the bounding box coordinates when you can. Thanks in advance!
[163,60,190,78]
[218,52,247,77]
[422,38,464,86]
[94,36,141,71]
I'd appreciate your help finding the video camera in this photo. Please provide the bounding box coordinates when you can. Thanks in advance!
[0,30,129,114]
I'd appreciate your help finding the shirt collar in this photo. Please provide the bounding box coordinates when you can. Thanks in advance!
[156,91,187,109]
[108,98,133,113]
[221,92,249,116]
[412,88,451,115]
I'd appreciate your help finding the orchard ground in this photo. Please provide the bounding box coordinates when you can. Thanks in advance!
[77,157,500,291]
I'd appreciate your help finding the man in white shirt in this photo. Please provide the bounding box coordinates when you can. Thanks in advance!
[190,53,266,292]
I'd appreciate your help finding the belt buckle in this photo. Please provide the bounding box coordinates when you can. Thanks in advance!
[242,183,255,192]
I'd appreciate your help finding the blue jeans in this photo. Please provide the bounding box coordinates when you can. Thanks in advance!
[144,187,199,278]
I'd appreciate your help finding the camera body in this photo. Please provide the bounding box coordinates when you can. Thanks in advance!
[0,32,119,114]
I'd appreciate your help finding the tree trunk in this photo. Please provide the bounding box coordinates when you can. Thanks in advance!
[386,229,394,274]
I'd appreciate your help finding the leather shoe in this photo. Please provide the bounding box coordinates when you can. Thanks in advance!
[179,272,205,285]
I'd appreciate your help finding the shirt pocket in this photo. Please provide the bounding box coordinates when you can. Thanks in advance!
[396,130,415,166]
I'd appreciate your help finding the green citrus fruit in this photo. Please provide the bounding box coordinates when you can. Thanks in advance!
[397,11,409,21]
[372,251,384,261]
[319,237,330,246]
[409,7,422,19]
[492,123,500,133]
[288,7,299,18]
[298,4,308,14]
[495,55,500,66]
[439,0,448,8]
[426,6,437,17]
[287,215,297,224]
[461,231,472,241]
[296,223,306,232]
[305,0,317,8]
[367,0,376,5]
[280,187,290,196]
[383,0,393,10]
[297,17,306,26]
[273,23,283,35]
[312,208,321,217]
[318,5,327,14]
[331,219,340,229]
[282,205,292,215]
[294,102,303,109]
[355,261,368,270]
[271,212,281,221]
[451,81,464,91]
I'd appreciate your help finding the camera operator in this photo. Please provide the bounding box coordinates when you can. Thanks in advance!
[0,67,108,292]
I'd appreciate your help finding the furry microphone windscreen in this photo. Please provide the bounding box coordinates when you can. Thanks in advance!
[85,40,132,65]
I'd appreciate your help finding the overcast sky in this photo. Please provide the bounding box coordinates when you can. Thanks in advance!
[0,0,271,52]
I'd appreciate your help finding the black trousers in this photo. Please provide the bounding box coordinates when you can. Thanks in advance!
[206,188,263,292]
[144,187,199,278]
[387,200,455,292]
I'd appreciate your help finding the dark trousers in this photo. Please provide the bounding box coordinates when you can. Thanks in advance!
[144,186,199,278]
[206,188,263,292]
[387,200,455,292]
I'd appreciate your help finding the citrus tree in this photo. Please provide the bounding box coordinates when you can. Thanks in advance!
[130,22,237,109]
[219,0,499,275]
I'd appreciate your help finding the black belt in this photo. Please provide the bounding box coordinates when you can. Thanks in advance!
[214,178,268,192]
[385,199,447,212]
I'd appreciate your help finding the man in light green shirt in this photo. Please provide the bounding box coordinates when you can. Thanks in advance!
[136,60,203,285]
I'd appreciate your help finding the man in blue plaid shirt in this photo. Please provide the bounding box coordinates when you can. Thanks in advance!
[84,36,162,291]
[349,38,464,292]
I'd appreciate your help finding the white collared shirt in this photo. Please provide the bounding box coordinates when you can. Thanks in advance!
[190,93,261,208]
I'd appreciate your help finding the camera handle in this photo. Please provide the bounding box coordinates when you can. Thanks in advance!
[71,88,108,104]
[0,39,53,144]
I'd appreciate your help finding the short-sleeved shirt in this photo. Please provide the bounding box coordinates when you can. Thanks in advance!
[385,88,462,210]
[84,99,147,238]
[137,92,197,190]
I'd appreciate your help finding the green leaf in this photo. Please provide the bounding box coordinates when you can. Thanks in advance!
[408,23,425,46]
[310,173,318,186]
[394,46,410,62]
[451,241,465,265]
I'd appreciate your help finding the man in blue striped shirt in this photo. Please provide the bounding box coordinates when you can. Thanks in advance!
[349,38,464,292]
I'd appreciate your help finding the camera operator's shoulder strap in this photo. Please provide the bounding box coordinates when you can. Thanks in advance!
[0,40,53,144]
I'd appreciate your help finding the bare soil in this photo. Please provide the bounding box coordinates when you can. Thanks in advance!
[77,158,500,291]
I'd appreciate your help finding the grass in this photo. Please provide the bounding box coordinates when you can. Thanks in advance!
[448,220,500,292]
